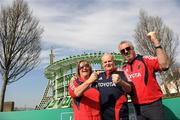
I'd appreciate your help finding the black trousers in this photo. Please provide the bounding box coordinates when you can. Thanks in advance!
[134,99,164,120]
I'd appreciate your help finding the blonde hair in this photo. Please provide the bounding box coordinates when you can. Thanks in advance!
[75,60,93,78]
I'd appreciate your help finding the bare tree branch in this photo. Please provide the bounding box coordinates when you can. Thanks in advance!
[134,9,179,95]
[0,0,43,111]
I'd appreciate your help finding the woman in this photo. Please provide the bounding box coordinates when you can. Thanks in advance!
[68,60,101,120]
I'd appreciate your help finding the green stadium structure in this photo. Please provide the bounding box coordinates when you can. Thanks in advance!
[35,50,125,109]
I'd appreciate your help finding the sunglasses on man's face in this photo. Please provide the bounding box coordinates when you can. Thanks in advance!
[120,46,132,55]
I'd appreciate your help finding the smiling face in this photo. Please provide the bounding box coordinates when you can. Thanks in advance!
[76,60,92,79]
[79,62,91,77]
[101,53,115,71]
[118,41,136,63]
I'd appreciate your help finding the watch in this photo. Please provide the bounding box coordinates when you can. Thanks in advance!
[155,45,162,49]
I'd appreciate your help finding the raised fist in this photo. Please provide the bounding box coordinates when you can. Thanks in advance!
[112,74,122,84]
[147,31,160,46]
[88,72,98,83]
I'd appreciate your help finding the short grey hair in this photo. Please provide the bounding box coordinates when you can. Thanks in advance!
[118,40,134,49]
[101,53,114,61]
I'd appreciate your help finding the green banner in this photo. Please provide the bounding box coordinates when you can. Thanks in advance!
[163,97,180,120]
[0,108,73,120]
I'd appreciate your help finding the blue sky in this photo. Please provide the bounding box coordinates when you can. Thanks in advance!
[0,0,179,108]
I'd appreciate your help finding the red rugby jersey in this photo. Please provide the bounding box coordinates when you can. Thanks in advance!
[122,55,163,104]
[68,78,101,120]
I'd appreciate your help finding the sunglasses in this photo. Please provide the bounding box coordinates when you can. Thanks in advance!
[120,46,132,55]
[79,64,90,70]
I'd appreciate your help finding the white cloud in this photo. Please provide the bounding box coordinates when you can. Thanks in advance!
[22,0,180,66]
[31,0,179,49]
[1,0,180,74]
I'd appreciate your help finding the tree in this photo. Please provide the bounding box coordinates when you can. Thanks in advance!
[165,63,180,93]
[0,0,43,111]
[134,10,179,95]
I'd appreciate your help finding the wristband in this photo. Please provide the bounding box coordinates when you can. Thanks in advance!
[155,45,162,49]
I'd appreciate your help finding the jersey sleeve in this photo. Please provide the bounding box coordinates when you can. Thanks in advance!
[143,56,161,72]
[119,71,131,82]
[68,80,77,98]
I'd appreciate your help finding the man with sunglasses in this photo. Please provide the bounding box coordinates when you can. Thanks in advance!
[118,32,170,120]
